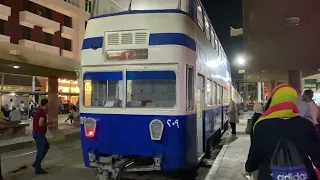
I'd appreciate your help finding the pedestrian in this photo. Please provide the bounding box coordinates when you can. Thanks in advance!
[249,103,264,141]
[245,84,320,180]
[227,99,239,135]
[65,105,79,124]
[8,107,21,121]
[19,101,24,115]
[32,99,56,174]
[0,156,3,180]
[302,90,319,124]
[28,101,35,120]
[7,99,14,112]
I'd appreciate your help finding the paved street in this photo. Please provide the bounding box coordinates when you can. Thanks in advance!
[2,140,96,180]
[205,112,253,180]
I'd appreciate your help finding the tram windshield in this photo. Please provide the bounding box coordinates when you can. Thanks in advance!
[83,70,176,108]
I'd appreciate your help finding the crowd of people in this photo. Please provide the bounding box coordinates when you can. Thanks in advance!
[236,85,320,180]
[0,99,37,121]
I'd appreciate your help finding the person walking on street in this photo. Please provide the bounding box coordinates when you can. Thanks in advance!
[245,84,320,180]
[228,99,239,135]
[65,105,79,124]
[32,99,56,174]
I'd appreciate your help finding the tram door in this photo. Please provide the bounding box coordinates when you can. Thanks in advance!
[196,75,205,155]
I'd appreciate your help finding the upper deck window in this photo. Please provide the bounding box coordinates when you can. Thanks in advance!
[83,71,123,108]
[131,0,181,11]
[204,16,210,40]
[126,70,176,108]
[210,30,216,49]
[197,2,204,30]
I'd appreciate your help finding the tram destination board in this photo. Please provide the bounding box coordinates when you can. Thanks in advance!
[106,49,148,61]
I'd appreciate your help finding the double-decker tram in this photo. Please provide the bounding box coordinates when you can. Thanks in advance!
[80,0,241,179]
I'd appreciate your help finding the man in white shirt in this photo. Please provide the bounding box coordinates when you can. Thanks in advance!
[302,90,319,125]
[19,101,25,112]
[8,99,14,111]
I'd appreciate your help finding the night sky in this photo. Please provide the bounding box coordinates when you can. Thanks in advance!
[202,0,243,78]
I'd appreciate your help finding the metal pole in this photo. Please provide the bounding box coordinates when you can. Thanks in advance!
[243,72,248,112]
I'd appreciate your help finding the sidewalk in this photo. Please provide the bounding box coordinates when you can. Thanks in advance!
[0,116,80,153]
[205,112,253,180]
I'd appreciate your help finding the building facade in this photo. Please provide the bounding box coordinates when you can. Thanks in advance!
[0,0,90,62]
[0,0,90,122]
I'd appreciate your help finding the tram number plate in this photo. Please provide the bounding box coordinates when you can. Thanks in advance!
[106,49,148,61]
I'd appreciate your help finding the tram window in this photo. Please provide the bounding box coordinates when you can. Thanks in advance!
[212,82,217,105]
[217,85,222,105]
[210,30,215,48]
[126,70,176,108]
[223,88,228,104]
[215,38,218,50]
[187,66,194,111]
[204,17,210,41]
[83,72,123,108]
[206,79,212,105]
[197,2,204,30]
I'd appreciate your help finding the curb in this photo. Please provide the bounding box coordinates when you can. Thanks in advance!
[204,138,230,180]
[0,131,80,154]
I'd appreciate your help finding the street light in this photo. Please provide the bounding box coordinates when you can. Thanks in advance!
[236,56,246,66]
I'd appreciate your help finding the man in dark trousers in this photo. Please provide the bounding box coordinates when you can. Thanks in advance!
[0,156,3,180]
[32,99,55,174]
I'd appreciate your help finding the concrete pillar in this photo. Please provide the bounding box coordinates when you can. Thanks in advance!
[262,82,265,103]
[1,73,4,90]
[257,82,262,102]
[48,77,58,127]
[32,76,36,102]
[267,81,276,98]
[288,70,302,95]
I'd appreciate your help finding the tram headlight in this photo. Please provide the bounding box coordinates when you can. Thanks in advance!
[84,118,97,138]
[149,119,164,141]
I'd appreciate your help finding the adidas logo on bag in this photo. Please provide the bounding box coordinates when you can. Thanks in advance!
[277,172,308,180]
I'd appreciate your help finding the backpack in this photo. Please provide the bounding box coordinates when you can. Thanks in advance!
[271,121,308,180]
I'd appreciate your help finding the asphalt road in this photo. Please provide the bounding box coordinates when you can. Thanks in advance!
[1,139,223,180]
[2,140,96,180]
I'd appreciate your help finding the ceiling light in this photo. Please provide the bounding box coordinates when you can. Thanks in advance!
[13,65,20,69]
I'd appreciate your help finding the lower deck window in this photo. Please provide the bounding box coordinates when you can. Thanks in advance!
[83,72,123,108]
[126,70,176,108]
[83,70,176,108]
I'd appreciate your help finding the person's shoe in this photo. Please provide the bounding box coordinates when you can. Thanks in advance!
[35,170,48,175]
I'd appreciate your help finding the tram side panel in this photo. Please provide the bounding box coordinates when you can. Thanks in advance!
[81,113,198,170]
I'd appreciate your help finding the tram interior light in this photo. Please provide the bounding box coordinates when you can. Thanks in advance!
[13,65,20,69]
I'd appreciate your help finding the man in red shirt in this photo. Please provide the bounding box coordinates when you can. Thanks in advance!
[32,99,55,174]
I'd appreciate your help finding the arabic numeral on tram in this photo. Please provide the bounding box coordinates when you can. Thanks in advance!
[167,119,179,128]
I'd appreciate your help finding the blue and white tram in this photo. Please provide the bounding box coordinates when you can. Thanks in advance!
[80,0,240,178]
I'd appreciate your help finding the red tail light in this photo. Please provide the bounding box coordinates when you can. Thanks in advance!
[84,118,96,137]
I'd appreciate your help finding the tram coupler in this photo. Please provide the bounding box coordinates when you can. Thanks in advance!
[93,156,131,180]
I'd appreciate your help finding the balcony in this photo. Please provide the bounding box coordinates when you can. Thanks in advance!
[61,26,74,39]
[0,4,11,21]
[19,11,60,35]
[61,49,74,59]
[19,40,60,55]
[0,34,10,43]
